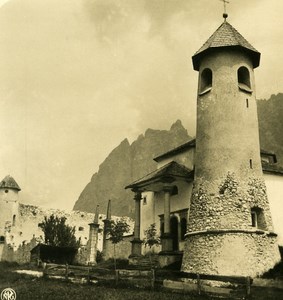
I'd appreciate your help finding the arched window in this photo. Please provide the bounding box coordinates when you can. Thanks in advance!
[251,207,266,230]
[171,186,178,196]
[180,218,187,240]
[0,236,4,244]
[238,66,252,93]
[143,196,147,205]
[199,68,212,95]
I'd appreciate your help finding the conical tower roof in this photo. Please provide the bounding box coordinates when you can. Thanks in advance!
[192,21,260,70]
[0,175,21,191]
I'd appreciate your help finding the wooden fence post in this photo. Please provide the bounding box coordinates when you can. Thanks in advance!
[65,263,69,281]
[246,276,251,297]
[197,273,201,295]
[87,265,91,284]
[151,269,155,290]
[42,263,47,278]
[115,270,119,286]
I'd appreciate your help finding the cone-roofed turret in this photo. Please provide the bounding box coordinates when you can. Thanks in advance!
[192,21,261,70]
[0,175,21,191]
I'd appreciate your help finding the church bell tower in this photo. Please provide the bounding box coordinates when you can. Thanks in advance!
[181,15,280,276]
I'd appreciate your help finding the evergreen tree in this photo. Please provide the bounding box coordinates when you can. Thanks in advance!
[39,214,79,248]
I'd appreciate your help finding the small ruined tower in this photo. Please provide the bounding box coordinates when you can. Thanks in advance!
[0,175,21,236]
[182,16,280,276]
[87,205,100,265]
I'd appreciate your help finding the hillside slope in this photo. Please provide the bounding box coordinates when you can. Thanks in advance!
[258,93,283,166]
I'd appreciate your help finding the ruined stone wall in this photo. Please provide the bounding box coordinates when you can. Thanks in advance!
[74,244,89,265]
[1,238,37,264]
[15,204,103,249]
[0,204,104,263]
[103,235,132,260]
[0,203,134,264]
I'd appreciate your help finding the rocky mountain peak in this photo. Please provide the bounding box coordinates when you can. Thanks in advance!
[170,119,185,131]
[73,120,192,216]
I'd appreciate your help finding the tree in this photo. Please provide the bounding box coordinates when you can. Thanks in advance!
[38,214,79,248]
[107,218,130,270]
[143,223,160,268]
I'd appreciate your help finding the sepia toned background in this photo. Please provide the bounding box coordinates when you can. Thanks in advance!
[0,0,282,210]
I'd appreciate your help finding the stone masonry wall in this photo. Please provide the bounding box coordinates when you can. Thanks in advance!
[183,173,280,276]
[188,173,274,233]
[16,204,102,249]
[182,232,280,277]
[103,235,132,260]
[1,238,37,264]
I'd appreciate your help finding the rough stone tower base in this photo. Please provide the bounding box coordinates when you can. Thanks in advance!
[182,231,280,277]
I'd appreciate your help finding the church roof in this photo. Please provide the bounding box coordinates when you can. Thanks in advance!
[262,162,283,176]
[154,139,195,162]
[192,21,261,70]
[125,161,194,190]
[0,175,21,191]
[260,149,277,163]
[154,140,283,176]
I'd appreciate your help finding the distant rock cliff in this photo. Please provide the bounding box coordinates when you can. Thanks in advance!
[258,93,283,166]
[73,120,191,216]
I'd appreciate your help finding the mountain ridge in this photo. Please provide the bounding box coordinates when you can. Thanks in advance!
[74,94,283,216]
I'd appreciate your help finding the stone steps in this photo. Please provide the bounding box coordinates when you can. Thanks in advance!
[129,255,159,269]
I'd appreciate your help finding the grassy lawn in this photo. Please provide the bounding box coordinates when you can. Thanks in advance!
[0,267,213,300]
[1,262,283,300]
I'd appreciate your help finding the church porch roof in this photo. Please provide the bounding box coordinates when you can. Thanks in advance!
[125,161,194,192]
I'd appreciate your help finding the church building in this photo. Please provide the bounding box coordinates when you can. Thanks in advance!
[126,15,283,277]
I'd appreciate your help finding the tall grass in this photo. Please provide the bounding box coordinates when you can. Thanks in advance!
[1,261,283,300]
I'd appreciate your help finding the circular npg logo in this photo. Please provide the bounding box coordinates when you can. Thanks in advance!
[1,288,16,300]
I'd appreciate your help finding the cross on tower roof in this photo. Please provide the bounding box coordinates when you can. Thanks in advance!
[219,0,229,20]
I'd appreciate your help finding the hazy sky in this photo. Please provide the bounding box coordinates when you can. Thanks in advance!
[0,0,282,211]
